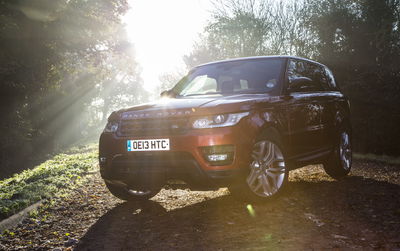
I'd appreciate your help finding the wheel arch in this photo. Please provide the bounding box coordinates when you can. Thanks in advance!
[333,110,352,141]
[257,125,282,143]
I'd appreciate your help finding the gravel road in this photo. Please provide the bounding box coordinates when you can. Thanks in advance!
[1,159,399,250]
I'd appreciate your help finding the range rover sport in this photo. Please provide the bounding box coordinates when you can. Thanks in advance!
[99,56,352,202]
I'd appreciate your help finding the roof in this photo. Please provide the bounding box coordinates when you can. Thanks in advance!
[195,55,326,68]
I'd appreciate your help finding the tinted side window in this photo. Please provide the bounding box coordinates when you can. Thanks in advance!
[287,59,329,92]
[287,60,307,83]
[324,67,337,90]
[308,63,329,91]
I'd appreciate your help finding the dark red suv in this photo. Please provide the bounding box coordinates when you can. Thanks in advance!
[99,56,352,202]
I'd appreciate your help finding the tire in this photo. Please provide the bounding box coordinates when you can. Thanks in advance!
[323,128,352,179]
[105,181,161,201]
[229,131,289,203]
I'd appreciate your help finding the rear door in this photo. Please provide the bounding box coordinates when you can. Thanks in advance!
[320,66,344,150]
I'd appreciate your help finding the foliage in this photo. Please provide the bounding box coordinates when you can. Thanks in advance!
[158,70,186,92]
[0,0,147,178]
[0,144,97,220]
[184,0,400,155]
[302,0,400,155]
[184,0,312,68]
[353,153,400,165]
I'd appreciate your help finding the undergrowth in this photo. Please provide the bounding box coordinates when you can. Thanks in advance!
[0,144,97,220]
[353,153,400,165]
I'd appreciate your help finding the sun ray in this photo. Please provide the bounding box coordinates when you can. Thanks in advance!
[123,0,212,93]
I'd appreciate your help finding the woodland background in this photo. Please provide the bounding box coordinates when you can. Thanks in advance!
[1,0,399,178]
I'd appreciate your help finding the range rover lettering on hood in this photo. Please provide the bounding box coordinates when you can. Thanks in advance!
[122,110,192,119]
[119,94,272,120]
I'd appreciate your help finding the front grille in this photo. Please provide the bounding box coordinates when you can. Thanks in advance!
[118,118,189,136]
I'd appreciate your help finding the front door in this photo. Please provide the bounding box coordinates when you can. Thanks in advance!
[284,59,326,158]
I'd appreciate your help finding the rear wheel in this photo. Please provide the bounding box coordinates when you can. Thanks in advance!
[229,134,288,203]
[323,129,352,179]
[105,181,161,201]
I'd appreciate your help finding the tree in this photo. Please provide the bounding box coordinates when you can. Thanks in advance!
[0,0,146,178]
[303,0,400,154]
[184,0,310,68]
[184,0,400,155]
[158,69,186,92]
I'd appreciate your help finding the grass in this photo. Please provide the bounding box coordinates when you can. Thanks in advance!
[0,144,97,221]
[353,153,400,165]
[1,143,397,222]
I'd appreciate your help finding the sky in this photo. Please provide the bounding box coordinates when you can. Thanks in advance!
[123,0,213,92]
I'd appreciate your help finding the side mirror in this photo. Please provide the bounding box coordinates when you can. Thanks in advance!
[288,77,313,92]
[160,90,175,98]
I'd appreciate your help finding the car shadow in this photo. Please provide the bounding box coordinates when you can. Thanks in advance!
[75,175,400,250]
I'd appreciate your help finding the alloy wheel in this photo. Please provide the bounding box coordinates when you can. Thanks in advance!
[246,140,286,197]
[339,131,352,170]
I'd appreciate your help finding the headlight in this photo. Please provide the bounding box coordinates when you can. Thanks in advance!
[192,112,249,129]
[103,121,119,133]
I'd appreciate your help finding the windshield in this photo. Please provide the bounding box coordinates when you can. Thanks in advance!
[173,58,285,97]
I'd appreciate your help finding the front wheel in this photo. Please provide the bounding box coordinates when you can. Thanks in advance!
[105,181,161,201]
[229,135,288,203]
[323,129,352,179]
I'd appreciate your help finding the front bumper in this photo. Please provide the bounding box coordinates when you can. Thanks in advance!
[99,124,258,189]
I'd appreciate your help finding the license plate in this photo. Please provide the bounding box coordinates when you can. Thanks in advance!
[127,139,170,152]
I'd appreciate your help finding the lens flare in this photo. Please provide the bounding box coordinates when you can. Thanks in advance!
[246,204,256,217]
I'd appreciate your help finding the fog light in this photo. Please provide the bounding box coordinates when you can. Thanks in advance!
[207,154,228,162]
[100,157,107,163]
[201,145,234,166]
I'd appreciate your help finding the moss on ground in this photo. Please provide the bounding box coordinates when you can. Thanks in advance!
[0,144,97,220]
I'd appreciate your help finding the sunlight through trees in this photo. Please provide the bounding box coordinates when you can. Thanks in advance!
[0,0,147,178]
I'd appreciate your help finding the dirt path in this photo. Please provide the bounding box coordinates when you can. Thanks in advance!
[1,160,399,250]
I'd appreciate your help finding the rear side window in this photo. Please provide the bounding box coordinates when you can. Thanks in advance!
[287,59,330,92]
[324,67,337,90]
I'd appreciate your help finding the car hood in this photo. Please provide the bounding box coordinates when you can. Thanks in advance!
[117,94,280,120]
